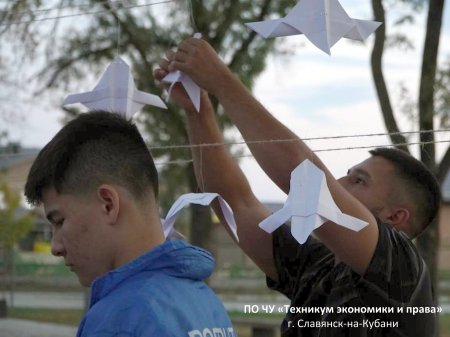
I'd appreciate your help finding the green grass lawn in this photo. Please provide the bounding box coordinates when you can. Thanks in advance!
[440,314,450,337]
[8,307,83,326]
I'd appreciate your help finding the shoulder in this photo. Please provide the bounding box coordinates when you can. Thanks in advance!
[361,221,429,304]
[370,221,422,276]
[79,295,161,336]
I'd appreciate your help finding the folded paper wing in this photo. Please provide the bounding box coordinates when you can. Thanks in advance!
[162,71,201,112]
[161,218,186,241]
[162,33,202,112]
[163,192,239,242]
[246,0,382,55]
[259,159,368,244]
[63,56,167,119]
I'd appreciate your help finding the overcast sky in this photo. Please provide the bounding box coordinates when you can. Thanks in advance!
[3,0,450,203]
[242,0,450,202]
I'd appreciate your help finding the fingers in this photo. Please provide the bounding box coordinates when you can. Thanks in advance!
[165,46,189,64]
[153,56,170,81]
[168,53,189,73]
[155,45,185,80]
[159,57,170,70]
[153,68,167,81]
[165,49,176,63]
[177,37,201,53]
[158,37,206,78]
[170,37,203,66]
[173,49,189,63]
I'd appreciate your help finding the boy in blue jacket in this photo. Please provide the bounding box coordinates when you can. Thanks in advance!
[24,111,235,337]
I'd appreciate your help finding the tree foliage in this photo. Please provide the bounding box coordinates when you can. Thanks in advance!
[0,0,293,246]
[0,181,34,252]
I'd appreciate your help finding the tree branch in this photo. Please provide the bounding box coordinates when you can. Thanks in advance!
[35,46,112,94]
[418,0,445,170]
[228,0,273,71]
[101,3,153,72]
[210,0,240,50]
[438,146,450,183]
[370,0,409,152]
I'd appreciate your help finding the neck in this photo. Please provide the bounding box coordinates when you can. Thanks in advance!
[112,206,165,269]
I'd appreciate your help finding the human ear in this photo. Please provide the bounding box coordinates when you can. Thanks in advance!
[97,184,120,224]
[384,207,410,228]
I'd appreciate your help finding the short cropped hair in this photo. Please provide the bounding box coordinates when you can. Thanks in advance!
[25,111,158,205]
[369,147,441,236]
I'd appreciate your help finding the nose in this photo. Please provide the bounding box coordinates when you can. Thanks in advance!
[337,175,346,185]
[51,232,65,257]
[337,176,351,191]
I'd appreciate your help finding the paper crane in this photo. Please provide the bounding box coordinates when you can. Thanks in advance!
[259,159,368,244]
[63,56,167,119]
[163,192,239,242]
[162,33,202,112]
[246,0,382,55]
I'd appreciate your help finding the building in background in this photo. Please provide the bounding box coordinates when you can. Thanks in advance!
[0,145,50,252]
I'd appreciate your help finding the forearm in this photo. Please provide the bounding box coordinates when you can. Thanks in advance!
[214,72,379,275]
[184,92,251,202]
[184,92,276,279]
[215,71,318,193]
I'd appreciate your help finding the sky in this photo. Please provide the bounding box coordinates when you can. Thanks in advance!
[3,0,450,204]
[241,0,450,202]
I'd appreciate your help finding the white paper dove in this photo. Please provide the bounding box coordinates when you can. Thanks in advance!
[63,56,167,119]
[163,192,239,242]
[246,0,382,55]
[259,159,368,244]
[162,33,202,112]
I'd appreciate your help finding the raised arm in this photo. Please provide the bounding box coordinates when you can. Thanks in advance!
[169,38,379,275]
[154,57,277,280]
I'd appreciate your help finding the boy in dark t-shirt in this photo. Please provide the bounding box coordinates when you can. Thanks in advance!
[269,222,434,336]
[155,37,441,337]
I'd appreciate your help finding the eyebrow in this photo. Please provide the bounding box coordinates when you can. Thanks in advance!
[348,167,371,179]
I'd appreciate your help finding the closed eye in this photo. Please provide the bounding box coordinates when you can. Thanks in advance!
[55,219,64,227]
[347,168,369,186]
[47,210,64,228]
[354,177,365,185]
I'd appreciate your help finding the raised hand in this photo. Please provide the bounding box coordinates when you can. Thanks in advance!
[153,50,202,113]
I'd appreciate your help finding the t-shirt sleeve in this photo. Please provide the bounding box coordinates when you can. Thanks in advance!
[358,221,427,306]
[266,225,329,299]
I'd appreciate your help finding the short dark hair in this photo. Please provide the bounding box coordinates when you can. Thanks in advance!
[25,111,158,205]
[369,147,441,235]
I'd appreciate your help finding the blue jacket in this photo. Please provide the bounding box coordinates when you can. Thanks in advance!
[77,240,236,337]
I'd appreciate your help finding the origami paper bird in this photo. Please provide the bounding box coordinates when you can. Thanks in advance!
[246,0,382,55]
[259,159,368,244]
[162,33,202,112]
[63,56,167,119]
[163,192,239,242]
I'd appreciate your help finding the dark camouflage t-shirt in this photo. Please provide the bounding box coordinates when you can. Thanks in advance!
[267,222,435,336]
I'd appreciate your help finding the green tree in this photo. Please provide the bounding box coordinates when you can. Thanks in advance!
[0,180,34,307]
[0,0,293,249]
[0,181,34,252]
[370,0,447,331]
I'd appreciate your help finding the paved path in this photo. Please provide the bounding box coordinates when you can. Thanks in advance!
[5,291,85,309]
[0,318,77,337]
